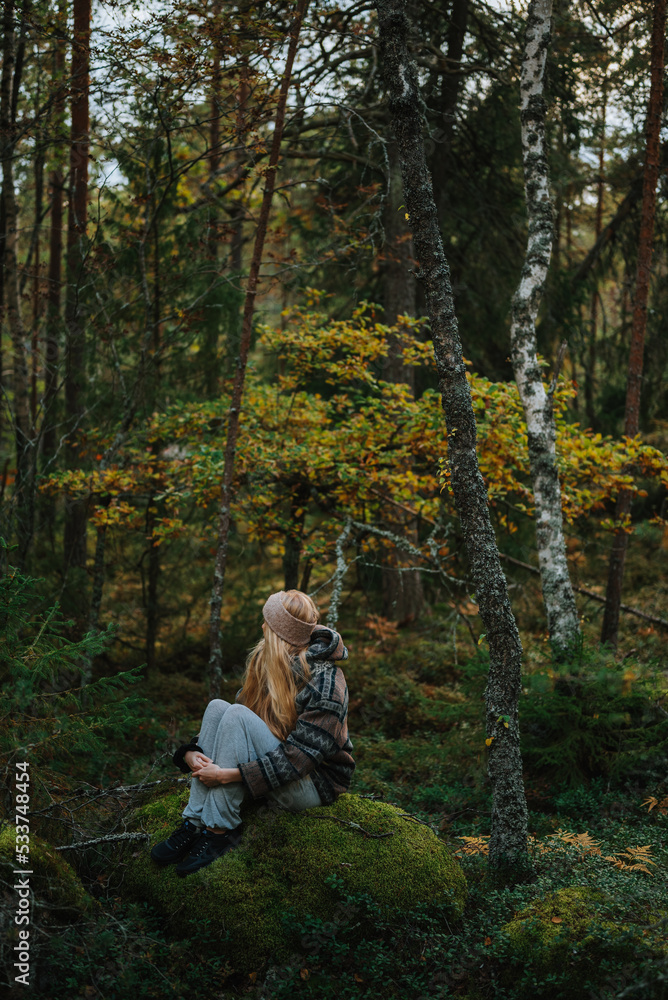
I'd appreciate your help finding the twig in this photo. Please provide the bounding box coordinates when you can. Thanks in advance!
[308,814,394,839]
[497,552,668,629]
[55,832,149,851]
[397,811,435,830]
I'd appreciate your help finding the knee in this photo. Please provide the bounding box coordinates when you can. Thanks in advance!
[202,699,231,725]
[219,703,255,731]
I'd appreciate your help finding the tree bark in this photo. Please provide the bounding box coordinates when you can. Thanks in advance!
[42,1,67,477]
[224,57,250,378]
[509,0,580,658]
[31,150,44,429]
[63,0,91,586]
[1,0,33,567]
[584,88,606,429]
[601,0,666,648]
[376,0,528,870]
[0,187,5,444]
[202,0,223,398]
[208,0,309,697]
[145,206,162,674]
[432,0,468,227]
[145,496,161,675]
[380,141,424,623]
[382,142,416,387]
[283,485,308,591]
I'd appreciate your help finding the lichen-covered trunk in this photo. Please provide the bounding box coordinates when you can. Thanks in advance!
[601,0,667,648]
[208,0,309,697]
[376,0,528,868]
[509,0,580,658]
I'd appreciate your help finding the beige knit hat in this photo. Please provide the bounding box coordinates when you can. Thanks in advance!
[262,591,317,646]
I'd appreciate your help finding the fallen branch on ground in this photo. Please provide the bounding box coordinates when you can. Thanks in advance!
[308,814,394,839]
[55,832,150,851]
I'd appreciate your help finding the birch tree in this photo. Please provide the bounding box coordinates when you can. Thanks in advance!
[376,0,529,871]
[509,0,580,657]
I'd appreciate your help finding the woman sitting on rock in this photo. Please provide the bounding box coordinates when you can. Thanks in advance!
[150,589,354,877]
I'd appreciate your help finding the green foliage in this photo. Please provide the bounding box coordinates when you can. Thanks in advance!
[499,887,666,999]
[0,570,144,786]
[520,649,668,784]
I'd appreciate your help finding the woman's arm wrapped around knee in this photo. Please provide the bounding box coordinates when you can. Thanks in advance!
[173,736,209,774]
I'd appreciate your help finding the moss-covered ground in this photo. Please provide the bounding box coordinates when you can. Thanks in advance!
[116,790,466,971]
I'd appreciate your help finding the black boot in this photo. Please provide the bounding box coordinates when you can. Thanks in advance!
[150,818,202,866]
[175,824,244,878]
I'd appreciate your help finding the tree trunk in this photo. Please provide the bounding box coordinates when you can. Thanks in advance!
[601,0,666,648]
[432,0,468,227]
[42,0,67,478]
[202,0,223,398]
[145,206,162,674]
[283,486,308,591]
[380,141,424,622]
[1,0,33,567]
[225,58,249,376]
[145,496,161,675]
[376,0,528,871]
[31,151,44,429]
[63,0,91,588]
[382,142,416,387]
[508,0,580,658]
[0,187,5,444]
[585,89,606,429]
[208,0,309,697]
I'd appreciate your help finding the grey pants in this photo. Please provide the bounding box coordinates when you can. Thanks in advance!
[181,699,322,831]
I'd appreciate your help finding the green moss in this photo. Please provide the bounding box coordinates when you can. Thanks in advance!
[121,791,467,972]
[0,825,94,917]
[501,886,659,995]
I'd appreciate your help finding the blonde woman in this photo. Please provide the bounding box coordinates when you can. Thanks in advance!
[150,590,354,877]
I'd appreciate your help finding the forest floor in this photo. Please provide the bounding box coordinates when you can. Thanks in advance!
[11,523,668,999]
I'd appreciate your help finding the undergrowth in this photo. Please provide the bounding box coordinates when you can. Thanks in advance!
[2,577,667,999]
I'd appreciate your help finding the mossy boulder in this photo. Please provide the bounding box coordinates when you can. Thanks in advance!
[121,790,467,971]
[500,886,661,997]
[0,825,94,918]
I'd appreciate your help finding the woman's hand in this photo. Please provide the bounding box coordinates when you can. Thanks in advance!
[191,762,242,787]
[184,750,212,772]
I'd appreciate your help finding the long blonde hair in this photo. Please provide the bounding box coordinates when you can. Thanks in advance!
[238,590,320,740]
